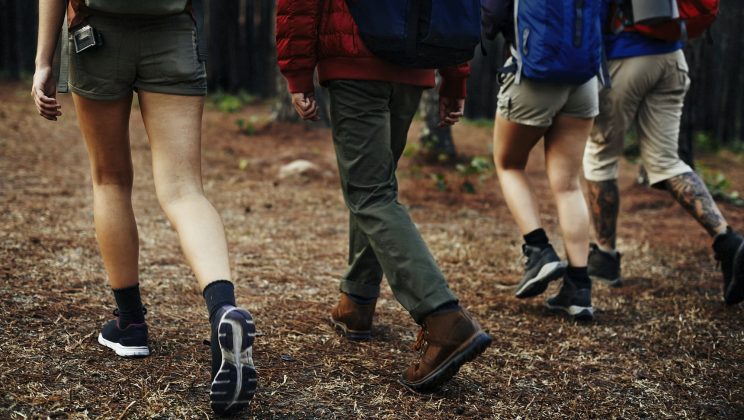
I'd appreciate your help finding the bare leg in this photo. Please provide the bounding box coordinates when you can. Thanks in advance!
[544,115,594,267]
[138,91,231,290]
[665,172,728,237]
[72,93,139,289]
[586,179,620,250]
[492,114,549,235]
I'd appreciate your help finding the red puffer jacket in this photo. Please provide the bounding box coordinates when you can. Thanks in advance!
[276,0,470,98]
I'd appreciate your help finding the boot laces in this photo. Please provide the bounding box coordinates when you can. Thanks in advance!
[413,328,428,353]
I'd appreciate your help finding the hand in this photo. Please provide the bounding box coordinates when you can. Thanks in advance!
[31,66,62,121]
[438,96,464,127]
[291,92,321,121]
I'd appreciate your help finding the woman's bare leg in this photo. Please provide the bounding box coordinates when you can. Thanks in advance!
[493,114,549,234]
[544,115,594,267]
[137,91,231,290]
[73,93,139,289]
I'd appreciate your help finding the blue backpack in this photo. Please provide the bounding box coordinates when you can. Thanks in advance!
[345,0,482,69]
[484,0,606,85]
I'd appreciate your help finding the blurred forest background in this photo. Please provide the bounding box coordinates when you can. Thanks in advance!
[1,0,743,160]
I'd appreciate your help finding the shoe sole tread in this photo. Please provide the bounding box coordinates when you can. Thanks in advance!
[210,308,257,415]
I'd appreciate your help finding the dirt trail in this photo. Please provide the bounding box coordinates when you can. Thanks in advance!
[1,82,743,418]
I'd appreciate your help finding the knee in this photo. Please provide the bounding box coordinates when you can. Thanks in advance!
[344,183,397,215]
[548,175,581,196]
[494,153,527,171]
[91,167,133,189]
[156,181,205,210]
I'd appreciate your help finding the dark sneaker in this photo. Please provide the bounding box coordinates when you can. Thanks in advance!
[713,227,744,305]
[97,310,149,357]
[545,276,594,321]
[330,293,376,340]
[210,306,257,415]
[515,244,567,298]
[399,308,492,392]
[588,243,623,287]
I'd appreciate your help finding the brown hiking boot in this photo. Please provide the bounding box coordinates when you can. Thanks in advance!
[330,293,376,340]
[400,308,491,392]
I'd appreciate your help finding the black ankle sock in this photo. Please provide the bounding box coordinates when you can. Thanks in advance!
[523,228,550,248]
[113,284,145,328]
[203,280,236,323]
[567,266,591,289]
[346,293,376,305]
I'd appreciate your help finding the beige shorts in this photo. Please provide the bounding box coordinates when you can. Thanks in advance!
[583,50,692,186]
[496,60,599,127]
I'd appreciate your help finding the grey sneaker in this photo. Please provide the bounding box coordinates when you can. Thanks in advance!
[515,244,567,298]
[209,306,257,415]
[588,243,622,287]
[545,276,594,321]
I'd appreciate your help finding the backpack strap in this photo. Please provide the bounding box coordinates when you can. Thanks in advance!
[192,0,208,62]
[512,0,523,84]
[57,1,70,94]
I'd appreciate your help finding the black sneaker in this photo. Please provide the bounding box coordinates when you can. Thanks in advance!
[97,310,150,357]
[545,276,594,321]
[588,243,623,287]
[515,244,567,298]
[210,306,257,415]
[713,227,744,305]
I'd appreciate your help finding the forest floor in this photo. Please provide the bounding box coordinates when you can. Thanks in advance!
[1,82,744,419]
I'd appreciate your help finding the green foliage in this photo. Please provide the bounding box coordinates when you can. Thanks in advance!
[430,173,448,192]
[462,118,495,129]
[698,164,744,206]
[235,115,259,136]
[403,142,419,158]
[694,131,718,153]
[211,90,258,113]
[455,156,494,194]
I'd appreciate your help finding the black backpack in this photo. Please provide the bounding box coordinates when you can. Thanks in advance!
[345,0,482,69]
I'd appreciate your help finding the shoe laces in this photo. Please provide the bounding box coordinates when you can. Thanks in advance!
[413,328,428,353]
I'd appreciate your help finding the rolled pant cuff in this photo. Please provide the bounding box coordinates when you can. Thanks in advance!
[340,280,381,300]
[408,288,459,324]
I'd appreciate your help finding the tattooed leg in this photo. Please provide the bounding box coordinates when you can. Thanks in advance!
[587,180,620,250]
[665,172,728,237]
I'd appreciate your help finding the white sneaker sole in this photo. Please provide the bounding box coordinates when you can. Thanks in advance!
[515,261,567,298]
[97,333,150,357]
[545,303,594,321]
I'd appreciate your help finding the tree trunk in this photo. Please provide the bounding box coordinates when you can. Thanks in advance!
[419,83,457,163]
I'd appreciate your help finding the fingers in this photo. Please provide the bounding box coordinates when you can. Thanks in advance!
[438,111,463,127]
[32,87,62,121]
[292,93,321,121]
[438,96,464,127]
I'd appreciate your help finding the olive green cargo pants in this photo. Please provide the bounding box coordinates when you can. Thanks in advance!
[326,80,458,324]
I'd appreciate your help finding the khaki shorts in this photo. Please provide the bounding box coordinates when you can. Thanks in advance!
[583,50,692,186]
[496,59,599,127]
[69,13,207,101]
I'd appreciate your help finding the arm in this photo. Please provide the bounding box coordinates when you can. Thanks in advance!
[276,0,323,121]
[436,63,471,126]
[32,0,66,121]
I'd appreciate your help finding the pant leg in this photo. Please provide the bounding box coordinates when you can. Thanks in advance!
[583,57,645,182]
[328,80,457,323]
[340,83,428,299]
[343,213,384,298]
[637,50,693,186]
